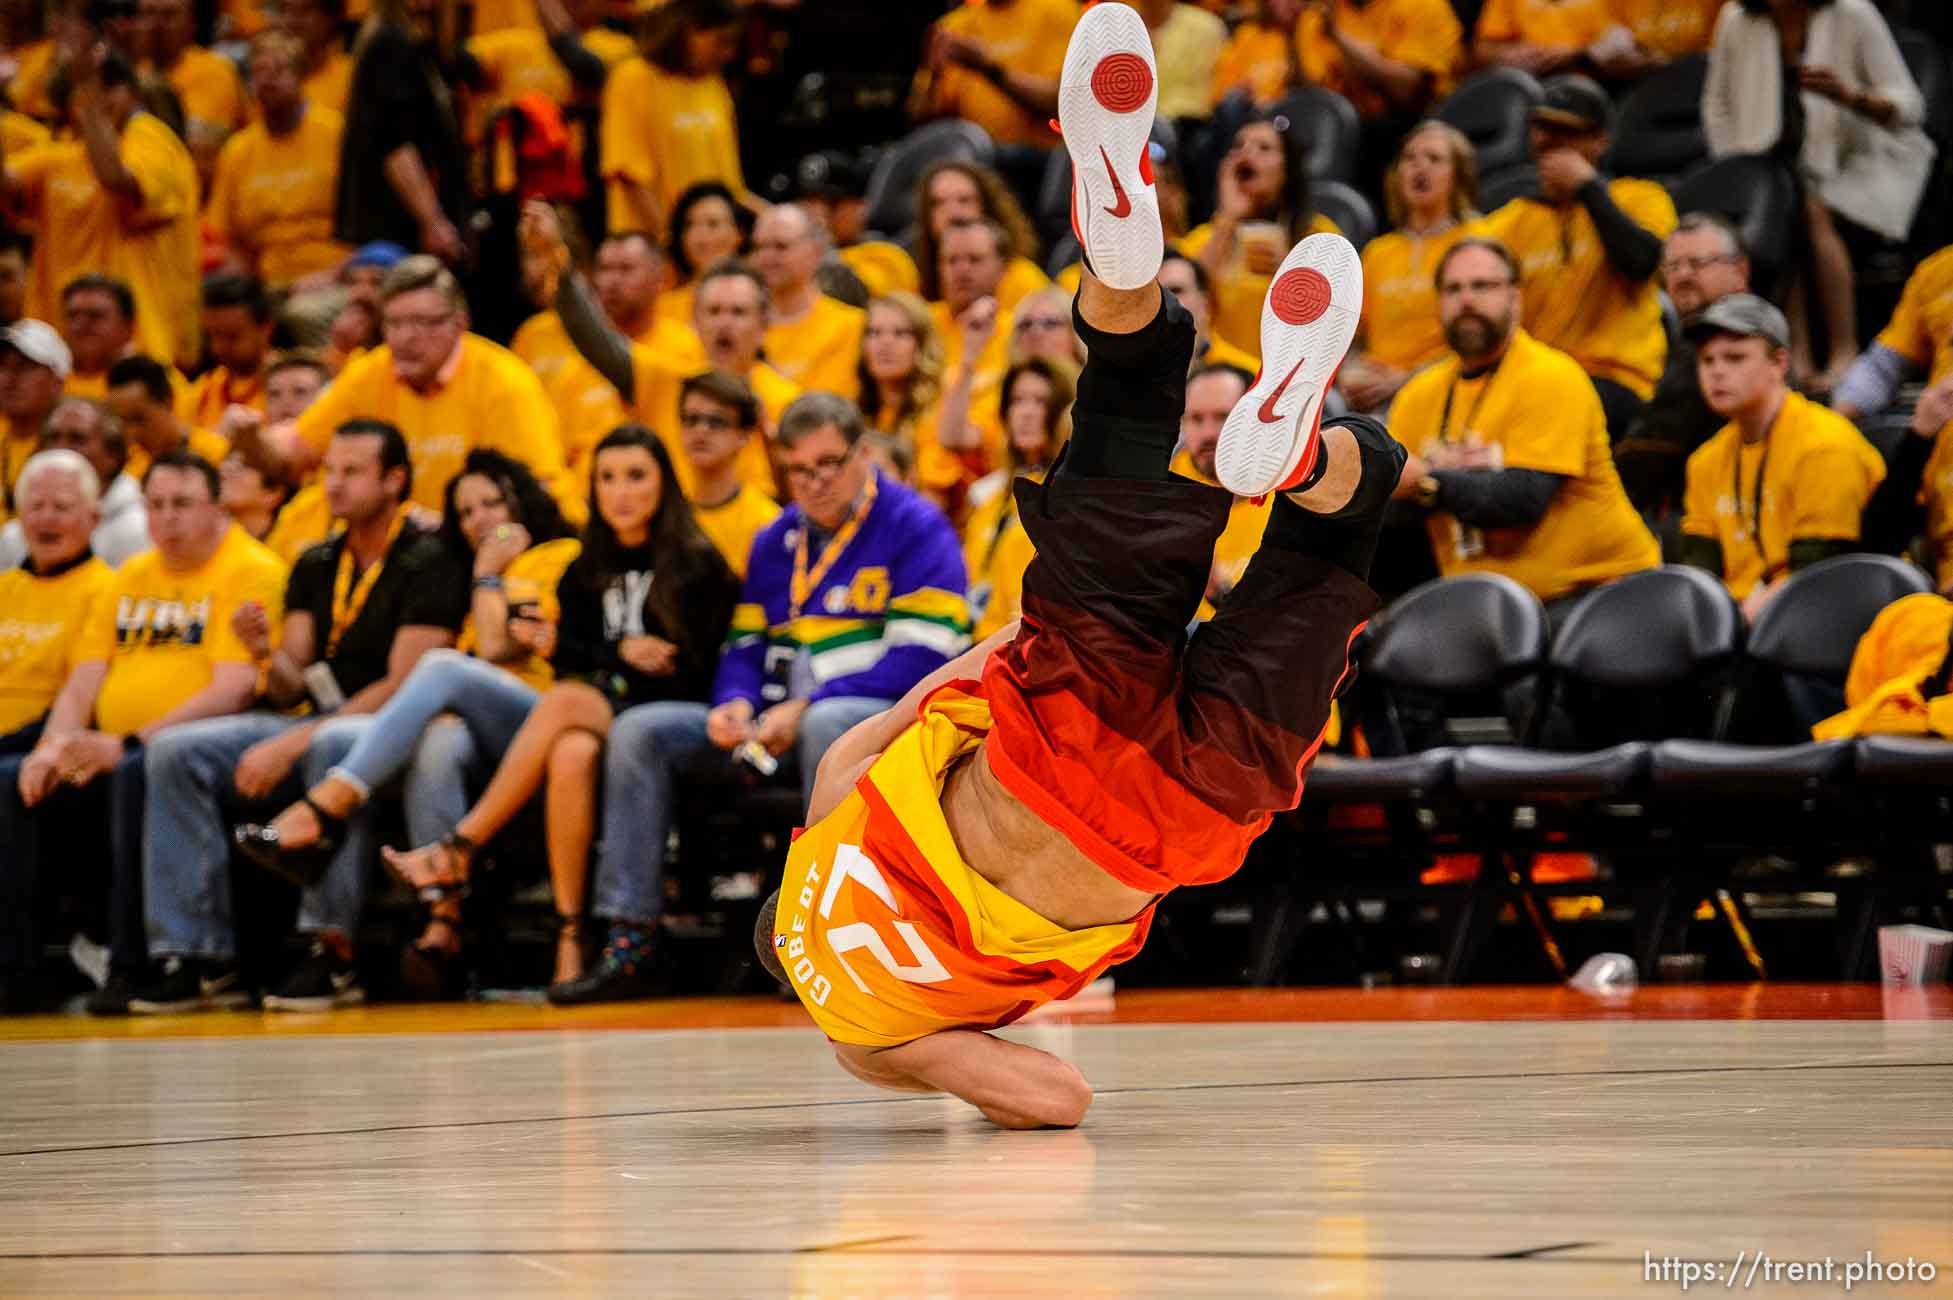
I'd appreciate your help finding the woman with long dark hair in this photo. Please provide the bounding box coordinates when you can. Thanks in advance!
[380,427,739,983]
[1181,110,1340,360]
[654,180,754,327]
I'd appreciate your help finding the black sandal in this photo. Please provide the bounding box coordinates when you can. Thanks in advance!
[399,915,468,1002]
[233,796,347,888]
[387,832,476,903]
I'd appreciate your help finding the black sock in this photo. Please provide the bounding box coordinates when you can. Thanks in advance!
[1263,414,1408,580]
[1061,289,1195,483]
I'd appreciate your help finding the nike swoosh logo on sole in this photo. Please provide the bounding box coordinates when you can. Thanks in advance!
[1098,146,1131,219]
[1257,357,1307,424]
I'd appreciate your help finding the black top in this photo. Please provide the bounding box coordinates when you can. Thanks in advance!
[552,543,741,710]
[333,21,472,247]
[287,524,469,698]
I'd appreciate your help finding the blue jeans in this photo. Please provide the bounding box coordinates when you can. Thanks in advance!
[322,649,539,854]
[144,712,379,960]
[589,695,889,925]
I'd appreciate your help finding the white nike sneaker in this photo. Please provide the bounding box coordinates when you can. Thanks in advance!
[1058,1,1162,290]
[1214,232,1364,498]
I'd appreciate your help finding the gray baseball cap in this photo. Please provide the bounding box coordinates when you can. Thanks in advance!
[0,319,72,377]
[1683,293,1789,349]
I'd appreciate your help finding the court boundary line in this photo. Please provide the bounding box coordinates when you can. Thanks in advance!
[2,1057,1947,1160]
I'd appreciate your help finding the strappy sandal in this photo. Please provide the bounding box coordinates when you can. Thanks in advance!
[385,832,476,904]
[554,914,588,985]
[399,914,468,1002]
[233,796,348,888]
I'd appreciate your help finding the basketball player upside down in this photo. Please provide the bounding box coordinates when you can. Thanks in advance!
[757,4,1408,1129]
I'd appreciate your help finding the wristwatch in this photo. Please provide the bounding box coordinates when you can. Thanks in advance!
[1414,474,1442,509]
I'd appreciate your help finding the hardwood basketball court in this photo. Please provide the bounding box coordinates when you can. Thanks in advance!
[1,986,1948,1297]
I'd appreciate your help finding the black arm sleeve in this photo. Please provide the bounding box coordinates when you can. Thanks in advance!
[664,566,741,702]
[1575,178,1664,283]
[1786,537,1856,573]
[1858,430,1937,557]
[554,270,636,398]
[549,569,629,678]
[1430,468,1567,529]
[1678,534,1725,577]
[546,30,607,90]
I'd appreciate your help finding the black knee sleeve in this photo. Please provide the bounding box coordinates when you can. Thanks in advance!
[1062,288,1196,482]
[754,890,786,983]
[1262,414,1409,580]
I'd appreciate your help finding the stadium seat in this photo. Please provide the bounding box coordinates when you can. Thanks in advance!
[1435,68,1544,178]
[1033,118,1180,255]
[1671,155,1797,298]
[861,120,996,239]
[1476,163,1540,212]
[1746,552,1932,687]
[1601,54,1710,187]
[1894,26,1951,145]
[1455,566,1743,803]
[1270,85,1361,184]
[1312,180,1378,250]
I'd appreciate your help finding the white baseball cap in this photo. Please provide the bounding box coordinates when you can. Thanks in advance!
[0,319,73,379]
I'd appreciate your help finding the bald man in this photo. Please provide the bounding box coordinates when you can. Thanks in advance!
[752,203,867,398]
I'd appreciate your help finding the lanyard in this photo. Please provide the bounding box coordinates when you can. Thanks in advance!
[327,510,406,656]
[788,473,878,620]
[1731,434,1771,549]
[1436,352,1506,446]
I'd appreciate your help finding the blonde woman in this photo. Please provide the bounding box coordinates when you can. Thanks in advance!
[1342,120,1481,413]
[859,291,979,511]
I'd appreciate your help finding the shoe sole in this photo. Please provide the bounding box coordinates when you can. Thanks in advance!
[1058,2,1161,291]
[1215,233,1364,499]
[263,988,366,1013]
[128,990,252,1015]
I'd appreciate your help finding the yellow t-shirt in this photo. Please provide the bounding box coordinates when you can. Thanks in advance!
[628,350,797,500]
[6,40,57,122]
[870,398,968,504]
[301,51,354,115]
[1611,0,1724,58]
[263,482,334,566]
[1682,393,1886,601]
[913,0,1079,148]
[600,58,744,236]
[961,471,1038,640]
[1298,0,1460,119]
[3,109,49,155]
[1360,223,1472,374]
[0,555,115,735]
[458,535,579,690]
[205,104,349,286]
[0,419,38,520]
[472,0,539,33]
[928,299,1012,474]
[1212,21,1297,106]
[1152,3,1227,121]
[1480,182,1677,398]
[176,365,266,432]
[654,283,695,328]
[1201,333,1258,374]
[82,524,288,735]
[1178,215,1342,363]
[513,309,705,485]
[1875,245,1953,393]
[992,256,1051,320]
[125,426,232,483]
[840,242,920,299]
[1475,0,1614,50]
[464,26,632,148]
[11,116,201,369]
[1170,448,1274,620]
[694,481,780,577]
[294,334,579,520]
[764,296,866,399]
[1388,328,1658,600]
[165,46,248,132]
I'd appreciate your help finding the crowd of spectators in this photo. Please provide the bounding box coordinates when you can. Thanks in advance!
[0,0,1948,1012]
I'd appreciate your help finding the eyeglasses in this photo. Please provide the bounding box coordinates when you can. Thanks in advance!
[782,447,856,485]
[680,411,738,432]
[1017,316,1069,333]
[382,312,456,334]
[1660,253,1737,278]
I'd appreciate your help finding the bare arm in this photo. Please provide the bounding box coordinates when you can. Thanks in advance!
[74,78,142,209]
[259,610,318,708]
[805,622,1018,823]
[36,661,107,743]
